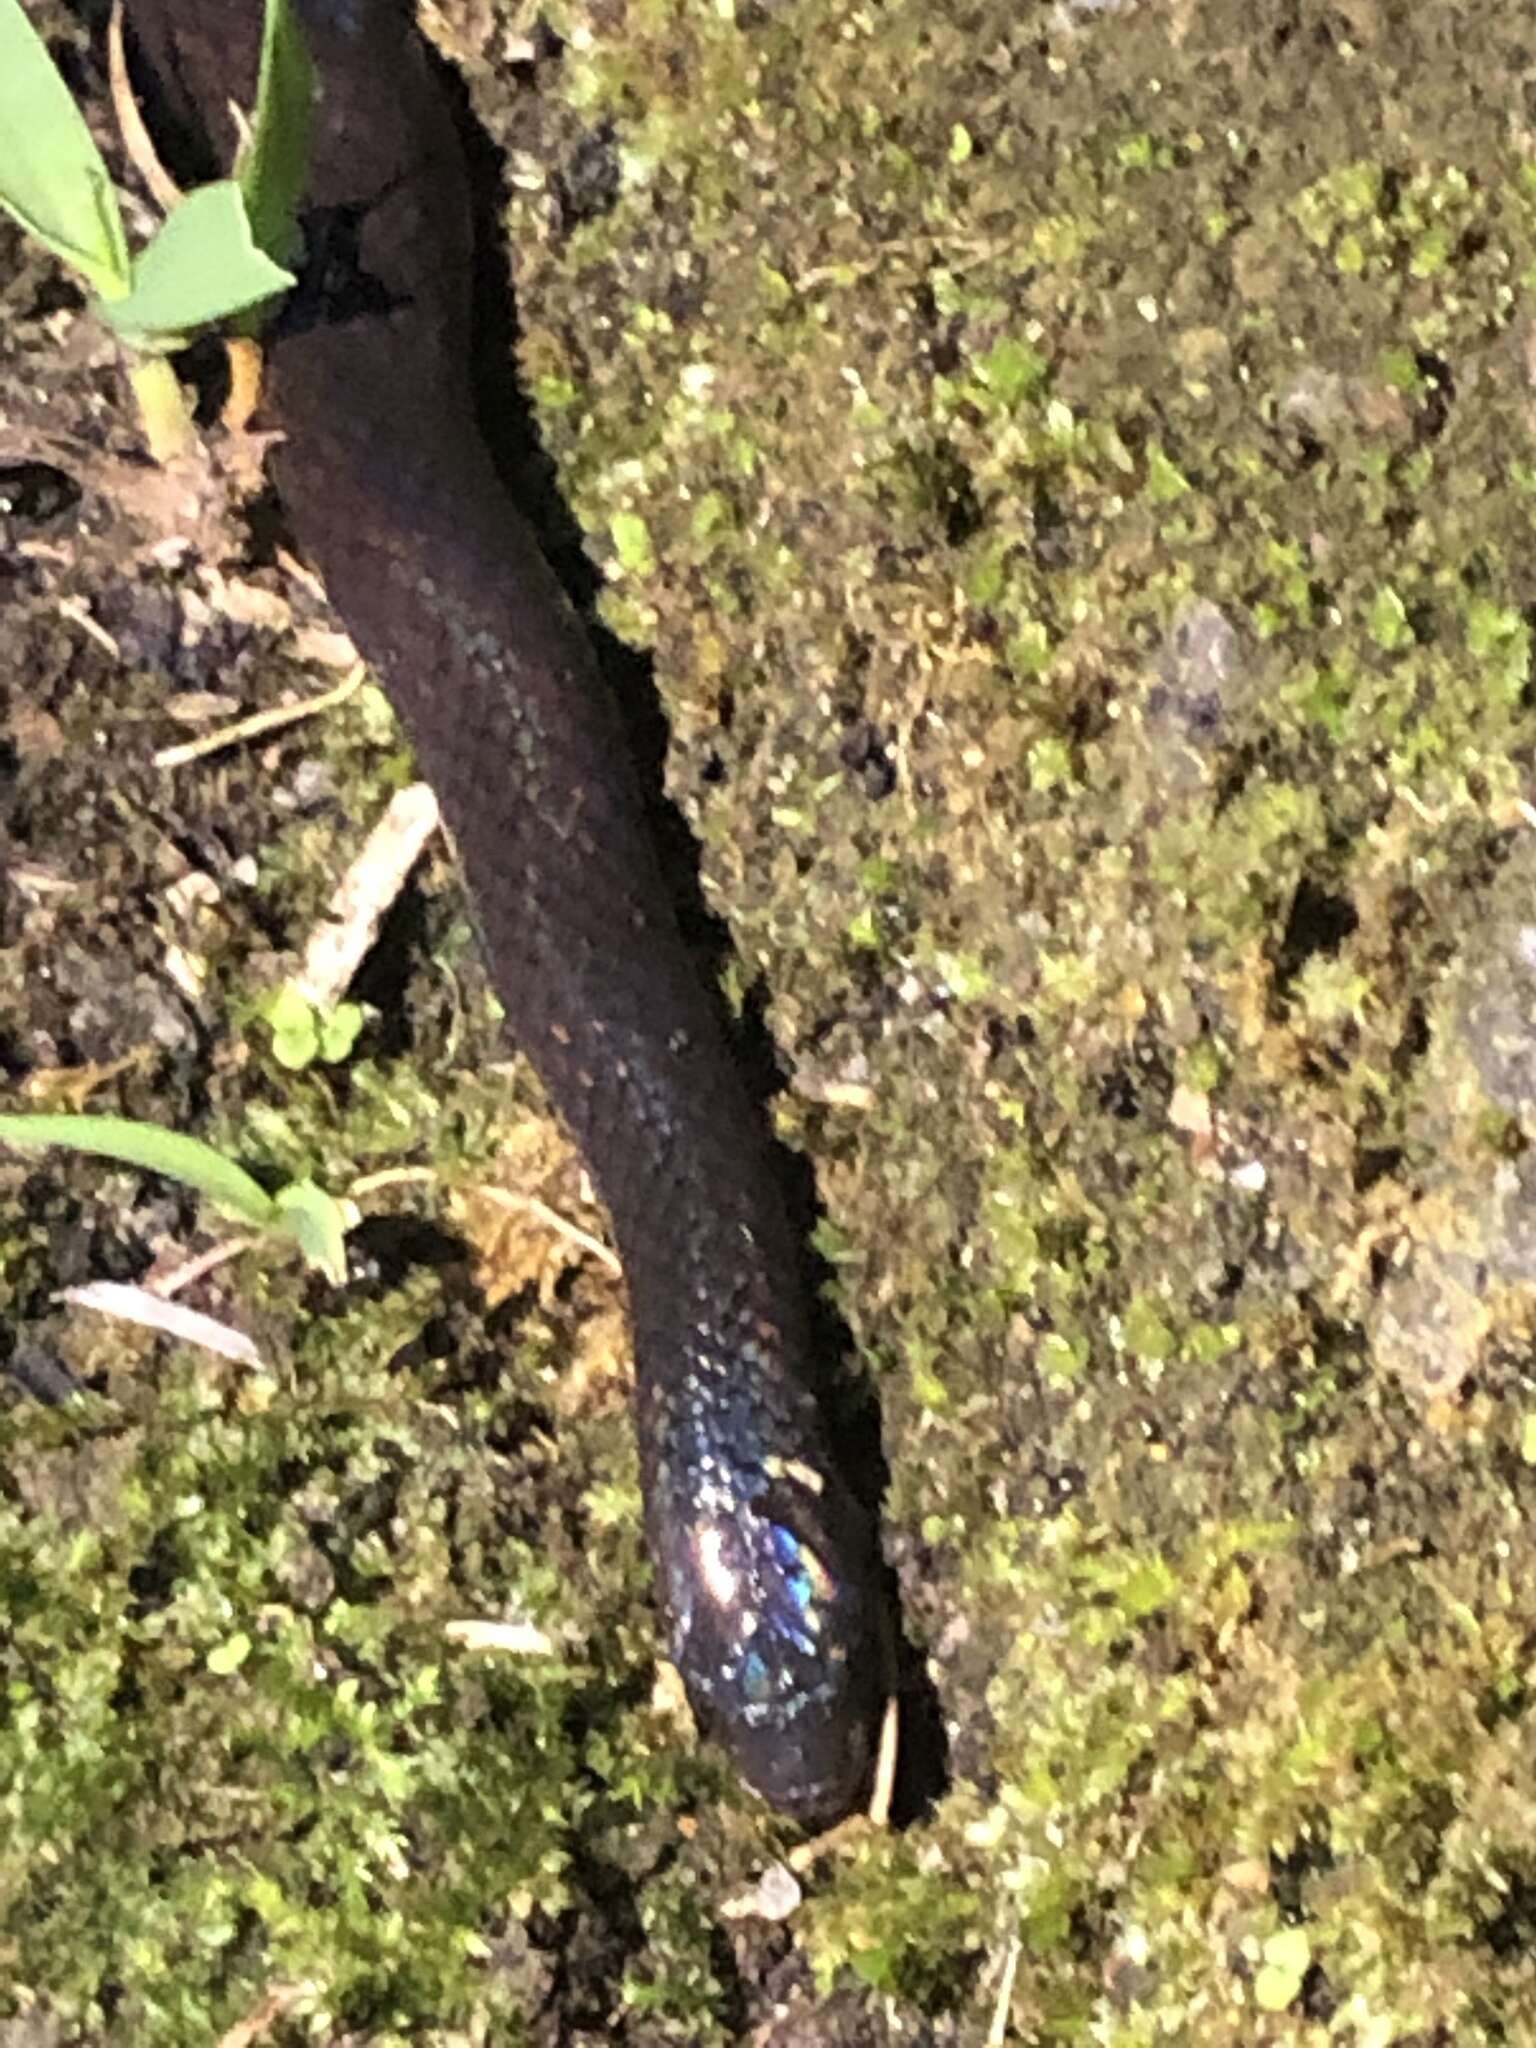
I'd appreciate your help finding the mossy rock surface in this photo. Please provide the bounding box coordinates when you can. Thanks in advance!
[6,0,1536,2039]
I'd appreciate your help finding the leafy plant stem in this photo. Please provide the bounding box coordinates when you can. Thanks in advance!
[125,350,193,461]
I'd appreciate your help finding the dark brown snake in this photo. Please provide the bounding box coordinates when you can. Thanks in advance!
[125,0,889,1824]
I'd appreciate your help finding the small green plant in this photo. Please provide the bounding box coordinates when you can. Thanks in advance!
[0,0,313,458]
[261,984,368,1072]
[0,1111,349,1281]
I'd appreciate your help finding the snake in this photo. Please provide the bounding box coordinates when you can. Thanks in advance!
[122,0,890,1824]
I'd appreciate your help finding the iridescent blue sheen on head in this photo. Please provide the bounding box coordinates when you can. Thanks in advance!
[763,1524,820,1654]
[636,1297,888,1824]
[740,1648,772,1704]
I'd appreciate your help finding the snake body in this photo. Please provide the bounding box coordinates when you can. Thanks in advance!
[128,0,887,1823]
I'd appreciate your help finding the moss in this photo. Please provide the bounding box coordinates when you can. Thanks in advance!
[0,1281,597,2037]
[473,0,1536,2031]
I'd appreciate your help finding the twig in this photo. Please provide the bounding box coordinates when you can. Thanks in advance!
[146,1235,260,1298]
[474,1185,622,1277]
[787,1693,900,1873]
[57,597,121,659]
[349,1165,437,1199]
[153,663,365,767]
[108,0,182,213]
[868,1690,898,1829]
[444,1616,557,1656]
[988,1936,1023,2047]
[275,547,326,599]
[292,782,440,1009]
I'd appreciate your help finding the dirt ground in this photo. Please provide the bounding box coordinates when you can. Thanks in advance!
[8,0,1536,2041]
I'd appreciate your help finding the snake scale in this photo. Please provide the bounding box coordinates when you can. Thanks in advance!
[125,0,890,1824]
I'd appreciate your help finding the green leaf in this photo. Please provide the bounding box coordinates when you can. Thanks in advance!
[1253,1926,1311,2012]
[0,1113,277,1226]
[1145,443,1192,503]
[1367,584,1413,652]
[264,986,366,1069]
[102,181,293,346]
[1252,1963,1298,2013]
[272,1179,350,1284]
[206,1632,252,1676]
[0,0,131,297]
[264,983,320,1070]
[316,1001,365,1064]
[238,0,315,268]
[610,511,656,577]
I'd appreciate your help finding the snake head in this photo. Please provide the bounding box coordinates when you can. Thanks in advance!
[652,1464,888,1827]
